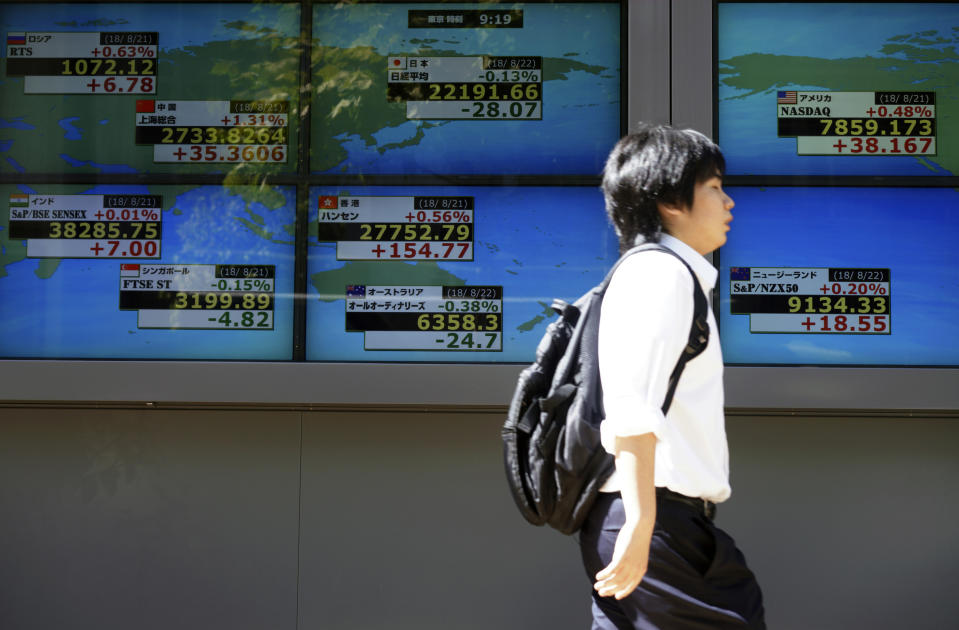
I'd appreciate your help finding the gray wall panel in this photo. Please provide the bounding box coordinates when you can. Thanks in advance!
[670,0,712,134]
[721,414,959,630]
[1,407,957,629]
[297,409,589,630]
[627,0,670,128]
[0,408,300,630]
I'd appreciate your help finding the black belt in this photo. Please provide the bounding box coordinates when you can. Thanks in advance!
[656,487,717,521]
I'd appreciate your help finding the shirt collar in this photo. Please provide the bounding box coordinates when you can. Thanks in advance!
[646,233,719,289]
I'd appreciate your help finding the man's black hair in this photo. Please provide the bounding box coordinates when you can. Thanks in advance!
[601,123,726,253]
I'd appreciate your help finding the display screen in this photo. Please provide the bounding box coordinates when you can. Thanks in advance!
[311,1,621,175]
[717,2,958,177]
[718,186,959,366]
[0,183,295,359]
[716,1,959,372]
[0,2,301,175]
[307,185,619,362]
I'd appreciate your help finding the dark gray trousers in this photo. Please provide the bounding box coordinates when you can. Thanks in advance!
[579,492,766,630]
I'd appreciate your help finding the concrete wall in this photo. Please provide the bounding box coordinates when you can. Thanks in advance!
[1,405,957,630]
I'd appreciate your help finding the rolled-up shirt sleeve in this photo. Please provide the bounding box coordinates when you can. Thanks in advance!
[597,252,694,454]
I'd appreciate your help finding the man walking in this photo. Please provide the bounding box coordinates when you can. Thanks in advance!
[579,124,765,629]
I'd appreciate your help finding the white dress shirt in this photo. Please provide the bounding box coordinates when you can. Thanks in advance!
[597,234,731,503]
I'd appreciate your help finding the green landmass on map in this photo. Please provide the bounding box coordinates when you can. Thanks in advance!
[311,45,409,172]
[1,183,80,278]
[0,218,26,279]
[517,301,555,333]
[719,28,959,174]
[34,259,61,279]
[247,209,265,226]
[311,260,466,301]
[311,43,610,172]
[0,20,300,176]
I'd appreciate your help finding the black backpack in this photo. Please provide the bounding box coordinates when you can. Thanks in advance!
[501,243,710,535]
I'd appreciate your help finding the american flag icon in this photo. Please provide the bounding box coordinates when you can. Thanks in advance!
[777,91,798,104]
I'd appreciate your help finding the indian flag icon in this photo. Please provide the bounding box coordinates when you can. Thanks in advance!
[9,193,29,207]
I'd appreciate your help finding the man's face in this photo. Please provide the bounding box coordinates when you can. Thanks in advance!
[664,175,734,255]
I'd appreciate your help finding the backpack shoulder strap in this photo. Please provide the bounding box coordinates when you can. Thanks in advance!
[601,242,710,415]
[659,252,709,414]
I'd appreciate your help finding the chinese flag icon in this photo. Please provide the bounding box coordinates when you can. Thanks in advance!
[318,195,338,209]
[136,100,156,113]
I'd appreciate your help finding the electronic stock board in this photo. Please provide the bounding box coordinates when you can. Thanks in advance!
[0,1,622,363]
[717,2,959,367]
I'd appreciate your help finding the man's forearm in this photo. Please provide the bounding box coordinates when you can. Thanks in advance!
[593,432,658,599]
[614,432,657,528]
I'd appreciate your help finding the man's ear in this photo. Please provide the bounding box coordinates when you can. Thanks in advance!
[657,201,685,232]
